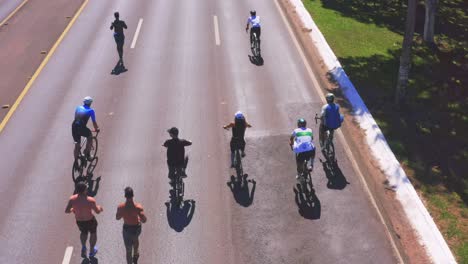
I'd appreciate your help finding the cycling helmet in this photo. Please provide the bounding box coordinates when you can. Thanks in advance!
[167,127,179,136]
[83,96,93,105]
[235,111,245,119]
[326,93,335,103]
[250,10,256,16]
[297,118,306,127]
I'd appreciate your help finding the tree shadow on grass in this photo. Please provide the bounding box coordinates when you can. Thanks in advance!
[332,49,468,204]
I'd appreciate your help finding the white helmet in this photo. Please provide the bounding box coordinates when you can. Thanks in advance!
[235,111,244,119]
[326,93,335,103]
[83,96,93,105]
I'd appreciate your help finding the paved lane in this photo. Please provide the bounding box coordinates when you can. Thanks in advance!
[0,0,400,263]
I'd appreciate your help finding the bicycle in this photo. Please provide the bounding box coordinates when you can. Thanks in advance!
[296,155,313,200]
[250,32,261,58]
[72,131,99,183]
[233,148,244,179]
[315,113,335,163]
[169,157,188,207]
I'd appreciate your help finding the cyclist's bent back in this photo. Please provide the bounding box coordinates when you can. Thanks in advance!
[245,10,261,48]
[223,111,252,168]
[290,118,316,178]
[72,96,100,161]
[163,127,192,183]
[320,93,343,145]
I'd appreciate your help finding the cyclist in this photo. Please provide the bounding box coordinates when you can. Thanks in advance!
[163,127,192,184]
[223,111,252,168]
[110,12,128,64]
[72,96,100,163]
[319,93,343,147]
[289,118,315,179]
[245,10,261,50]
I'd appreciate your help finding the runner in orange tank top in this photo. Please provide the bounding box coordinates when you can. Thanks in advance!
[116,187,147,264]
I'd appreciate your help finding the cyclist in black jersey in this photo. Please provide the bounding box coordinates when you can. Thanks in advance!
[110,12,128,64]
[163,127,192,184]
[223,111,252,168]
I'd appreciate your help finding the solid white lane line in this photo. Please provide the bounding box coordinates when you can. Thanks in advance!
[62,246,73,264]
[131,18,143,49]
[213,15,221,46]
[273,0,404,263]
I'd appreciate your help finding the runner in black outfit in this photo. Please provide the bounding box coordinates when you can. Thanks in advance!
[163,127,192,184]
[110,12,127,64]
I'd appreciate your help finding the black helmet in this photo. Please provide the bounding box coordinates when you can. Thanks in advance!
[250,10,256,16]
[167,127,179,136]
[297,118,306,127]
[326,93,335,103]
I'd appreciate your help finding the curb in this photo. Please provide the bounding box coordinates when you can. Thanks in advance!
[282,0,457,263]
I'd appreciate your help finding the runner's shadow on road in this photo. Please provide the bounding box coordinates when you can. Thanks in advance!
[81,256,98,264]
[248,55,264,66]
[320,158,350,190]
[294,187,321,220]
[111,60,128,75]
[165,199,196,232]
[227,174,256,207]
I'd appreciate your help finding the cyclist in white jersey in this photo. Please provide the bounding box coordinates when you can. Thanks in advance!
[245,10,261,49]
[289,118,316,178]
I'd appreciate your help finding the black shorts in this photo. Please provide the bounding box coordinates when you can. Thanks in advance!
[114,34,125,46]
[250,27,261,39]
[123,224,142,248]
[320,123,335,134]
[72,122,91,144]
[295,149,315,164]
[230,138,246,152]
[76,217,98,234]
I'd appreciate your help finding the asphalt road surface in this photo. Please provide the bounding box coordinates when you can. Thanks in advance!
[0,0,400,263]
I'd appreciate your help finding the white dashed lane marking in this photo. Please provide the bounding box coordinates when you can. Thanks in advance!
[131,18,143,49]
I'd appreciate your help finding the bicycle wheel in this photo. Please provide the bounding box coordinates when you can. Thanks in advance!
[86,156,98,177]
[89,136,98,158]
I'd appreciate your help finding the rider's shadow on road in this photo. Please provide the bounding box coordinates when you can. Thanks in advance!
[320,158,350,190]
[294,187,321,220]
[111,60,128,75]
[165,199,196,232]
[227,174,256,207]
[248,55,264,66]
[81,256,98,264]
[87,175,101,197]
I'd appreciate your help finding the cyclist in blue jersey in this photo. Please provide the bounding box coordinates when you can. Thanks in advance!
[245,10,261,50]
[290,118,316,178]
[72,96,100,162]
[319,93,343,147]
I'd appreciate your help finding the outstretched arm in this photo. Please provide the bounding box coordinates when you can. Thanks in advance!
[223,122,234,129]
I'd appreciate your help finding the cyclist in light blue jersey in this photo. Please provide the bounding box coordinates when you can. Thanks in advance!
[245,10,261,49]
[320,93,343,146]
[290,118,316,178]
[72,96,100,162]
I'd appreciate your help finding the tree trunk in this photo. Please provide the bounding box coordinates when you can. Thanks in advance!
[395,0,417,105]
[423,0,438,43]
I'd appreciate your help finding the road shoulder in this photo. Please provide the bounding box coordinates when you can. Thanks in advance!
[0,0,85,122]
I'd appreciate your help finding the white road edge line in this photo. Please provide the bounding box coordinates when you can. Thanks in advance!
[213,15,221,46]
[131,18,143,49]
[62,246,73,264]
[273,0,405,263]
